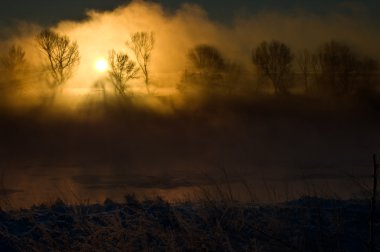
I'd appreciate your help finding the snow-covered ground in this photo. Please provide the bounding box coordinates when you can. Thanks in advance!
[0,196,378,251]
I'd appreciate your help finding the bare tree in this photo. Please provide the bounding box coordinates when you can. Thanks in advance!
[187,44,226,83]
[357,57,378,93]
[188,45,226,71]
[180,44,244,96]
[297,49,312,93]
[0,45,27,95]
[127,32,154,94]
[315,41,360,95]
[252,40,294,95]
[223,61,244,95]
[180,44,243,95]
[36,29,80,89]
[1,45,26,74]
[108,49,139,96]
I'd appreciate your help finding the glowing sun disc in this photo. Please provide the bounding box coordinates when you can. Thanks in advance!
[95,59,108,72]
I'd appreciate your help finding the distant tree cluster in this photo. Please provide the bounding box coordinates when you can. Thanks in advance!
[108,31,155,96]
[253,40,378,96]
[1,45,26,75]
[126,32,155,94]
[0,26,379,107]
[0,45,28,102]
[312,41,378,95]
[36,29,80,89]
[108,49,139,96]
[179,44,242,96]
[0,29,155,105]
[252,41,293,95]
[180,40,379,97]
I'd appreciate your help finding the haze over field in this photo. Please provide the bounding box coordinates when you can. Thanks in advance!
[0,0,380,208]
[1,1,380,99]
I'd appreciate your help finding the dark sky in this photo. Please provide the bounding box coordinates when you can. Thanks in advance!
[1,0,379,25]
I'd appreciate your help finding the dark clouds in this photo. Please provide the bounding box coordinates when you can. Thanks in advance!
[0,0,128,25]
[1,0,379,25]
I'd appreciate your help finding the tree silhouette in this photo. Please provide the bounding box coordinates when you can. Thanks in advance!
[127,32,154,94]
[180,44,242,95]
[0,45,27,97]
[222,62,243,95]
[108,49,139,96]
[1,45,26,75]
[186,44,226,85]
[297,49,312,93]
[188,44,226,71]
[36,29,80,89]
[357,57,378,92]
[252,40,293,95]
[180,44,226,90]
[315,41,360,95]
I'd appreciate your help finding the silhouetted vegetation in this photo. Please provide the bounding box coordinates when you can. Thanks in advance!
[314,41,362,95]
[0,45,26,75]
[127,32,155,94]
[180,44,243,96]
[0,196,378,251]
[36,29,80,89]
[0,45,27,98]
[180,44,226,93]
[0,27,378,107]
[250,40,379,97]
[252,40,294,95]
[296,49,312,93]
[108,49,139,96]
[1,4,380,251]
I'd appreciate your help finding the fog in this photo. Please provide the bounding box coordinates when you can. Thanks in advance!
[2,1,380,97]
[0,1,379,208]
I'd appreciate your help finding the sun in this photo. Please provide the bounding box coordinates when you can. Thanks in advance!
[95,58,108,73]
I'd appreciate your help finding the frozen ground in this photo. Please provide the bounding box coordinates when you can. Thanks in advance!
[0,196,378,251]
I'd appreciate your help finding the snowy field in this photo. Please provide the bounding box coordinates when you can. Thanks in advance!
[0,196,378,251]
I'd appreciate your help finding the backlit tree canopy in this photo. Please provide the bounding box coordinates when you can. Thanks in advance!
[1,45,26,74]
[252,40,294,95]
[36,29,80,88]
[108,49,139,96]
[127,32,155,94]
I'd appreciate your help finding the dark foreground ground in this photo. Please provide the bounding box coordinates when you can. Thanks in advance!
[0,196,379,251]
[0,93,380,251]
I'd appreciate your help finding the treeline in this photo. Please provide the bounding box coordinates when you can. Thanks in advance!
[180,41,379,98]
[0,29,155,104]
[0,29,379,105]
